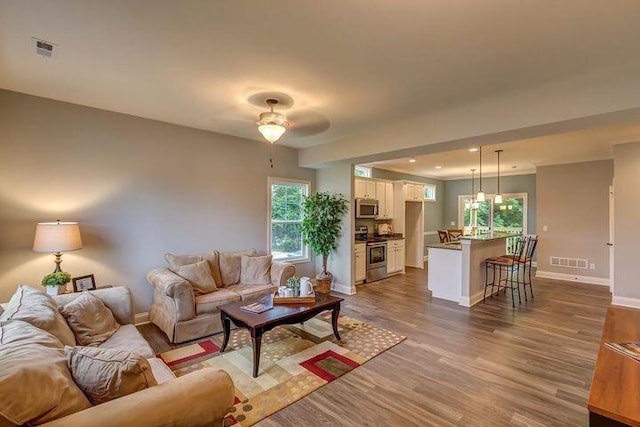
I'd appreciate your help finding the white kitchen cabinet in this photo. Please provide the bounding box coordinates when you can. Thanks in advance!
[355,243,366,282]
[404,183,424,202]
[375,181,394,219]
[387,239,405,274]
[355,178,376,199]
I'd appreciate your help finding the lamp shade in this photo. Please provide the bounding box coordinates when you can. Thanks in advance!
[33,222,82,253]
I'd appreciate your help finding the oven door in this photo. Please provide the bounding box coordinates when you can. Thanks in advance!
[366,242,387,269]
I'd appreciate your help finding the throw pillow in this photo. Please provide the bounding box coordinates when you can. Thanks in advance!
[0,284,76,346]
[240,255,273,285]
[0,320,91,425]
[165,251,221,287]
[60,291,120,346]
[65,346,158,405]
[173,260,217,294]
[219,249,257,286]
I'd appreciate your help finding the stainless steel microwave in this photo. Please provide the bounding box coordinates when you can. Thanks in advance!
[356,198,379,219]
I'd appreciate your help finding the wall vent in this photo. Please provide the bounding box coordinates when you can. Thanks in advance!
[549,256,588,269]
[32,37,56,57]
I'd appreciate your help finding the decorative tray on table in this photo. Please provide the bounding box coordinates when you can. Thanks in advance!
[273,289,317,304]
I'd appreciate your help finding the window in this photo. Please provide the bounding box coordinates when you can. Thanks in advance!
[354,165,372,178]
[423,184,436,201]
[268,178,310,262]
[458,193,528,239]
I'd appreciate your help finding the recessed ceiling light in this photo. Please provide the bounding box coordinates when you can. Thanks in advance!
[435,166,442,169]
[409,157,417,163]
[469,147,479,152]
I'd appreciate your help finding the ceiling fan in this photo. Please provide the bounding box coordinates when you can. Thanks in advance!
[257,98,288,143]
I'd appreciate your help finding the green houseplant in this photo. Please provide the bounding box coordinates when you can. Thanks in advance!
[301,191,348,292]
[42,271,71,296]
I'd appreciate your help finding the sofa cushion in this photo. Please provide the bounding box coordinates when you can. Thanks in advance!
[240,255,272,286]
[0,284,76,347]
[98,324,155,359]
[173,260,217,295]
[219,249,257,286]
[226,284,278,300]
[195,289,242,316]
[165,252,221,287]
[65,346,157,405]
[0,320,91,426]
[60,291,120,346]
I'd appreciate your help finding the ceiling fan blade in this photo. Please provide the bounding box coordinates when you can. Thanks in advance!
[287,110,330,137]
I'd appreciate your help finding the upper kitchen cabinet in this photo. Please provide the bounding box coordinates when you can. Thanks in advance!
[404,183,424,202]
[355,178,376,199]
[376,181,394,219]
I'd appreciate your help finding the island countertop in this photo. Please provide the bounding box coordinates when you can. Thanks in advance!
[427,242,462,251]
[460,231,516,241]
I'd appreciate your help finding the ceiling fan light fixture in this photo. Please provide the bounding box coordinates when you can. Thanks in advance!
[257,99,288,143]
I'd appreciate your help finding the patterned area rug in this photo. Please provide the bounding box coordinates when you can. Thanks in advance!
[158,313,405,426]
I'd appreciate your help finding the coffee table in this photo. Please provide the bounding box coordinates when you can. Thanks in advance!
[219,293,344,377]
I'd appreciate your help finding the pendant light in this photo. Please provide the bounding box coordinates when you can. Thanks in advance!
[470,169,479,209]
[494,149,503,204]
[476,146,485,202]
[257,99,288,143]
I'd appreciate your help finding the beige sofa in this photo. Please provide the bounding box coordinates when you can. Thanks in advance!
[147,250,295,343]
[0,287,234,427]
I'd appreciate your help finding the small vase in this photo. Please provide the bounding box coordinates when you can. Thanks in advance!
[45,285,66,296]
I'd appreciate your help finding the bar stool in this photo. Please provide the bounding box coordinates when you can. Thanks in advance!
[496,235,538,301]
[483,237,526,307]
[437,230,450,243]
[447,229,463,241]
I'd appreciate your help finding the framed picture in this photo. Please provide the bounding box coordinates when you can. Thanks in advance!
[72,274,96,292]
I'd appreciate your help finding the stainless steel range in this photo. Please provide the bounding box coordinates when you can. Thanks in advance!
[366,240,387,282]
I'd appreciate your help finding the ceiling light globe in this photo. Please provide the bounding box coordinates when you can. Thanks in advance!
[258,124,286,143]
[476,191,485,202]
[494,194,503,204]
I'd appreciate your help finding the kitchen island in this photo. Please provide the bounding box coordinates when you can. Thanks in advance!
[427,232,513,307]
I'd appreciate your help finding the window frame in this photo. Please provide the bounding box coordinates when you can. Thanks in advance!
[354,165,372,178]
[456,192,528,234]
[423,183,437,202]
[267,177,311,264]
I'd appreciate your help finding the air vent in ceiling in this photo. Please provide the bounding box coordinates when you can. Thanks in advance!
[550,256,588,269]
[33,37,56,57]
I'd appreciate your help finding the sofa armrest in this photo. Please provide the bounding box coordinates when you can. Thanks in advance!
[146,268,196,322]
[41,368,234,427]
[271,261,295,286]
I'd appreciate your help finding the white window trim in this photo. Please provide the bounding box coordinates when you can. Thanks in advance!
[423,183,437,202]
[456,192,528,233]
[267,177,311,264]
[354,165,372,178]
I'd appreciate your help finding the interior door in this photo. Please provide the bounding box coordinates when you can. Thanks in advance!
[609,185,614,292]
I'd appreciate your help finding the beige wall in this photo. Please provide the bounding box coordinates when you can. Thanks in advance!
[0,90,316,311]
[536,160,613,280]
[613,142,640,300]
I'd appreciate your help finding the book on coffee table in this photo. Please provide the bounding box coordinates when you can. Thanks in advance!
[240,302,273,314]
[605,341,640,362]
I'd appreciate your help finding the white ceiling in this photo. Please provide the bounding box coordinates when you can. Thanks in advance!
[364,122,640,180]
[1,1,640,150]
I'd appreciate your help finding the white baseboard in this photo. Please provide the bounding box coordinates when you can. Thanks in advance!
[612,296,640,309]
[459,290,488,307]
[531,261,538,268]
[134,312,150,325]
[535,270,610,287]
[331,282,356,295]
[423,255,429,262]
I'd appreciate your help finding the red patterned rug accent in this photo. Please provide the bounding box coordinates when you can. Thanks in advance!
[159,314,404,426]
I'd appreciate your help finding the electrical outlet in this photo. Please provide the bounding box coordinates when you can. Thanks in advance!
[543,225,549,232]
[590,263,596,270]
[450,221,455,226]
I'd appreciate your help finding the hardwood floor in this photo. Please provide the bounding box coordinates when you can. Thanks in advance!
[140,265,611,426]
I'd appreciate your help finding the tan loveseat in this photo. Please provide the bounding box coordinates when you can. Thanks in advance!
[147,249,295,343]
[0,286,234,427]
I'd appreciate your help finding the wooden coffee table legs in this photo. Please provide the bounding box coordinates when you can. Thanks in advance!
[220,303,342,378]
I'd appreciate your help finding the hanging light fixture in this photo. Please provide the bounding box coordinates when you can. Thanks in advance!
[494,149,503,204]
[257,99,288,143]
[476,146,485,202]
[469,169,479,209]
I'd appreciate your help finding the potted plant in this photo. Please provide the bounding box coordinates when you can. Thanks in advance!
[301,191,348,293]
[286,276,301,297]
[41,271,71,296]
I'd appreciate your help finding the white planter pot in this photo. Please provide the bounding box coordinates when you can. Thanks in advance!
[45,285,66,296]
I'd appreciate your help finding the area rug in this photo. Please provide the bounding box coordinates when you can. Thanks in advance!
[158,312,405,426]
